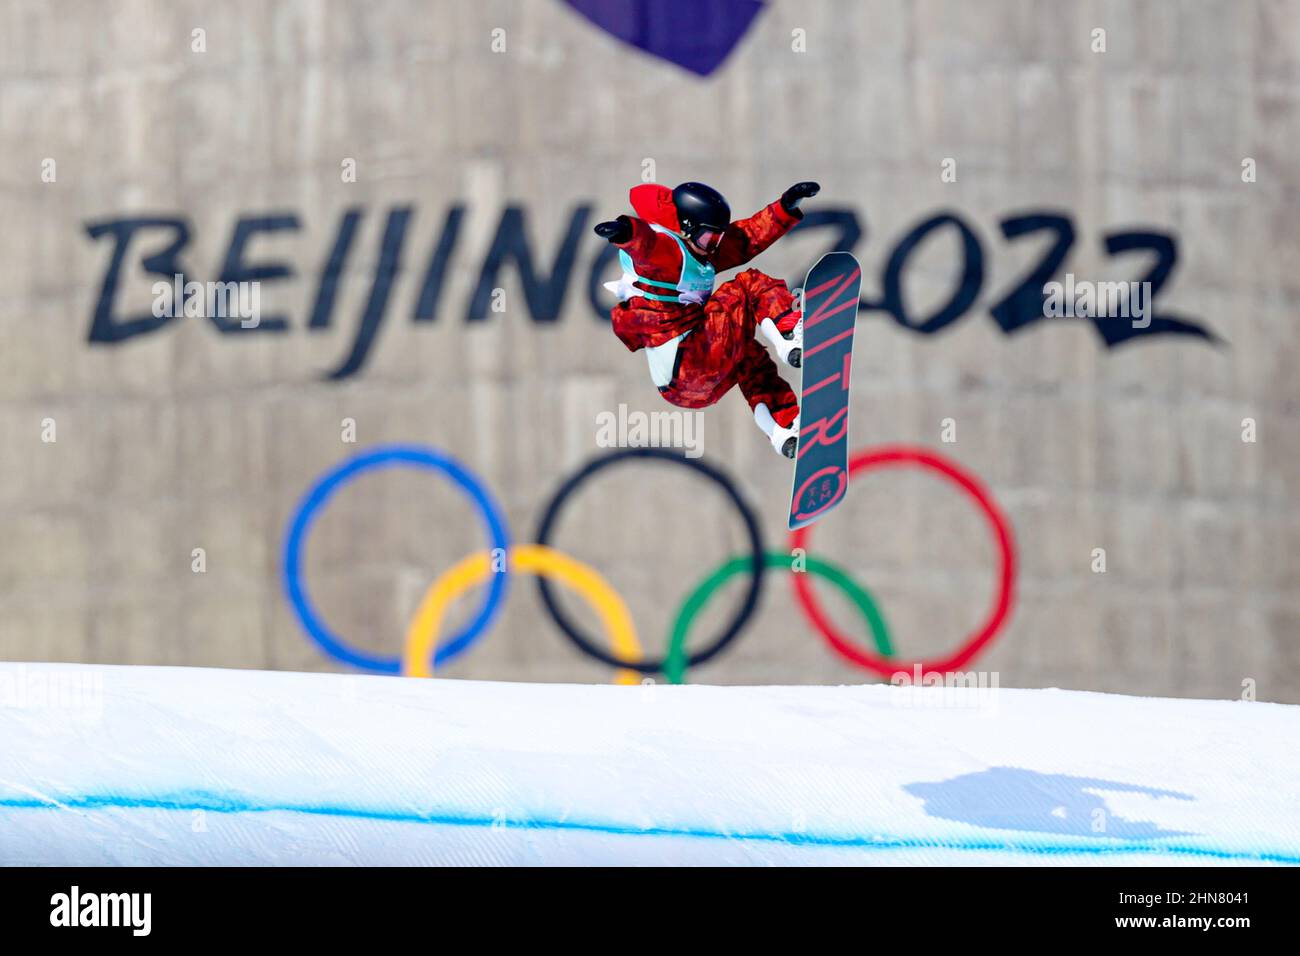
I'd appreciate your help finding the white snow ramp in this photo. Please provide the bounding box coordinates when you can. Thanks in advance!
[0,663,1296,865]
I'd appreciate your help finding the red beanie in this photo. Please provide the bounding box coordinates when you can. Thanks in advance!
[629,183,681,232]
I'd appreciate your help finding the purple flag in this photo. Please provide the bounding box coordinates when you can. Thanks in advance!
[563,0,766,77]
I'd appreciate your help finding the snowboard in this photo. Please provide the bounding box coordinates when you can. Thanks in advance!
[787,251,862,530]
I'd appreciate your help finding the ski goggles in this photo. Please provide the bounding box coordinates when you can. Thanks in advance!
[690,226,725,253]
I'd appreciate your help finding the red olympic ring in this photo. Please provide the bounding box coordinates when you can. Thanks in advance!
[789,445,1016,678]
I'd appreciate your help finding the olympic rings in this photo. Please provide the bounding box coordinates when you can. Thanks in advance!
[282,443,1016,681]
[282,444,510,674]
[788,445,1016,679]
[663,551,897,685]
[403,545,644,685]
[534,448,766,674]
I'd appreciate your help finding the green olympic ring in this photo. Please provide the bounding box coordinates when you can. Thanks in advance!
[664,551,895,684]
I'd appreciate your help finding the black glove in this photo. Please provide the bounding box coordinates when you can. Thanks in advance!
[594,217,632,244]
[780,181,820,214]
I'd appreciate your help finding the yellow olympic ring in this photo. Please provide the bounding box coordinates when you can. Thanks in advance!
[403,544,643,685]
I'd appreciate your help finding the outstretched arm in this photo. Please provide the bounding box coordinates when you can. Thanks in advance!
[594,215,685,352]
[710,182,820,271]
[593,215,680,262]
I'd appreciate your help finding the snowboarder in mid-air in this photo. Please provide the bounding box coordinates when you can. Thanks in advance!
[594,180,820,458]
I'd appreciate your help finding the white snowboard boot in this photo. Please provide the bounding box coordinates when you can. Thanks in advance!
[758,308,803,369]
[754,402,799,459]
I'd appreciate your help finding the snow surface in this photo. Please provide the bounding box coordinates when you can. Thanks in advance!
[0,662,1296,865]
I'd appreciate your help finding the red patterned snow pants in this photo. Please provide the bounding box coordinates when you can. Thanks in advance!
[658,270,799,428]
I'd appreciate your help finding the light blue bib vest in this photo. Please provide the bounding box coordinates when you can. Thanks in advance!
[608,223,716,388]
[615,224,716,303]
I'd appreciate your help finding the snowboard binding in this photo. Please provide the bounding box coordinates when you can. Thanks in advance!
[759,307,803,369]
[755,403,800,459]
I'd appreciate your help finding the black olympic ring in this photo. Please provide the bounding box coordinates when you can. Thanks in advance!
[534,447,767,674]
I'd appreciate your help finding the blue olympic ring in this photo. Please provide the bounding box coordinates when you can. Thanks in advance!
[281,444,511,674]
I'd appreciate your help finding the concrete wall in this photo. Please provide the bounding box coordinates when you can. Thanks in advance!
[1,0,1297,700]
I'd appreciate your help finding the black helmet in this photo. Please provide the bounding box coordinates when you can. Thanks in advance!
[672,181,731,249]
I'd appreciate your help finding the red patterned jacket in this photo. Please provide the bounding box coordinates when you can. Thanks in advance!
[608,198,802,351]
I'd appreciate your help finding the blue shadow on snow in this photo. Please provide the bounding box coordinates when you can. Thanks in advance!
[904,767,1196,840]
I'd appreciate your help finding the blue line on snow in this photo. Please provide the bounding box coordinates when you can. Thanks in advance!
[1,792,1296,864]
